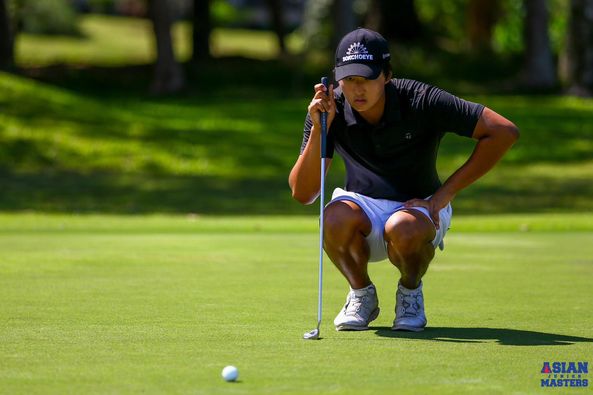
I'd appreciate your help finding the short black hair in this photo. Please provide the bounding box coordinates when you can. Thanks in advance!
[382,62,393,79]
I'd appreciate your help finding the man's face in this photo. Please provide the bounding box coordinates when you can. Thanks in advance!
[339,73,388,114]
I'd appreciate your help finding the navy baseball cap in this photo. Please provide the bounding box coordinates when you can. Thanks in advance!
[334,28,391,81]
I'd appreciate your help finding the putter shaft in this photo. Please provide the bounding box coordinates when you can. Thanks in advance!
[304,77,329,341]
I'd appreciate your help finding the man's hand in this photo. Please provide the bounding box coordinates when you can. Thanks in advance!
[405,107,519,230]
[404,190,454,230]
[308,83,336,130]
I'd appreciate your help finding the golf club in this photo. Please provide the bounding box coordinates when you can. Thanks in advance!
[303,76,329,341]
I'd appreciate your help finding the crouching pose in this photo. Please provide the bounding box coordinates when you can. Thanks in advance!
[289,28,518,332]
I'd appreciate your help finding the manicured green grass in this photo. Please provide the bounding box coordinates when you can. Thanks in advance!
[4,13,591,395]
[0,214,591,394]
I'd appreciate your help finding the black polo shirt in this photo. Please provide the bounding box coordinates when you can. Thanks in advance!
[300,78,485,201]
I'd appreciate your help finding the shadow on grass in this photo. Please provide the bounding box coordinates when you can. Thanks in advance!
[2,62,593,215]
[0,169,327,215]
[2,167,592,214]
[374,326,593,346]
[18,57,318,99]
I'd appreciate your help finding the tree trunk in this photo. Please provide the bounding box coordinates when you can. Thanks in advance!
[148,0,185,95]
[265,0,287,56]
[332,0,356,50]
[467,0,501,53]
[0,0,14,70]
[520,0,556,89]
[366,0,422,43]
[364,0,381,33]
[191,0,211,64]
[563,0,593,96]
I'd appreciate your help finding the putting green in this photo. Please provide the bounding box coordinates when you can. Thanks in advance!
[0,214,591,394]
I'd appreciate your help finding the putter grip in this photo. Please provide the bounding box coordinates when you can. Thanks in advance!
[320,77,329,159]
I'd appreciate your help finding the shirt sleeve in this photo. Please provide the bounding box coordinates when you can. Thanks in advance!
[423,85,485,138]
[299,113,335,158]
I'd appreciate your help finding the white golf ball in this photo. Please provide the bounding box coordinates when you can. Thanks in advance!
[221,365,239,382]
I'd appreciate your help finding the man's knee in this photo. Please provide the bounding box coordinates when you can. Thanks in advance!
[384,211,435,258]
[323,201,371,246]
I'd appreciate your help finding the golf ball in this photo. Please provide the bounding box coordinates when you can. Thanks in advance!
[222,365,239,382]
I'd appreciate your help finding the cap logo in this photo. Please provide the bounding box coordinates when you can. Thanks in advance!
[342,42,373,62]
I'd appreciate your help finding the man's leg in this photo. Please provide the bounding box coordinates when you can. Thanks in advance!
[384,210,436,289]
[384,209,436,331]
[324,200,379,330]
[323,200,372,289]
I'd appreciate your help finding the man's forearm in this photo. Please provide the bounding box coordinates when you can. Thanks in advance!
[289,126,328,205]
[438,124,519,201]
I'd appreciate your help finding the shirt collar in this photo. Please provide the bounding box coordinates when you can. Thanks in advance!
[343,79,401,127]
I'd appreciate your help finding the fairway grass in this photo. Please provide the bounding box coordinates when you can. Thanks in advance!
[1,214,592,394]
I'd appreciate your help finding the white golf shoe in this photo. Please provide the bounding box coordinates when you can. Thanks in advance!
[334,284,380,331]
[392,281,427,332]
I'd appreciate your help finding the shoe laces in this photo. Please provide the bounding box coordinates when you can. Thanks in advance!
[345,292,373,317]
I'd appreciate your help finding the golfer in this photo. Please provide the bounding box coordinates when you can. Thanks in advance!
[289,28,518,332]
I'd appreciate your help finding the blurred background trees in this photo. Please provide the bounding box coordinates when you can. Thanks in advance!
[0,0,591,215]
[192,0,212,63]
[0,0,592,96]
[520,0,555,89]
[148,0,185,94]
[562,0,593,96]
[0,0,13,69]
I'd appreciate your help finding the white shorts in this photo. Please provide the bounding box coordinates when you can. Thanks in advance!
[328,188,452,262]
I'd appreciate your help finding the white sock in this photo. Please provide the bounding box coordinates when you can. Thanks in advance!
[351,283,375,297]
[398,281,423,294]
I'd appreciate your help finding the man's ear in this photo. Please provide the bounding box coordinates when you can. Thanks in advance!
[384,71,393,83]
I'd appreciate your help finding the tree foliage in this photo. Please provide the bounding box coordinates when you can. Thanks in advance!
[0,0,588,95]
[10,0,80,35]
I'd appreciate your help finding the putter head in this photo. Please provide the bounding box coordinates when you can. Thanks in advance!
[303,328,320,340]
